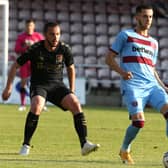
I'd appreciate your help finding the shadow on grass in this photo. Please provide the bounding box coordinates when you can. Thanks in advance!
[0,159,162,167]
[0,152,18,155]
[0,152,115,164]
[0,158,118,165]
[0,153,162,167]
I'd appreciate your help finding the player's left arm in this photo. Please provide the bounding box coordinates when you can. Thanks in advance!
[154,68,168,92]
[66,64,76,93]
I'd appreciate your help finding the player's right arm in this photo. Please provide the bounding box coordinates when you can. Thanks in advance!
[2,61,20,100]
[2,44,33,100]
[105,50,133,80]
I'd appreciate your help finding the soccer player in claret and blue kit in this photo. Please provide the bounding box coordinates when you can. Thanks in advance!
[2,22,100,156]
[106,4,168,164]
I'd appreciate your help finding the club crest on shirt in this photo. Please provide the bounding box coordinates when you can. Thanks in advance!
[131,101,138,107]
[56,54,63,63]
[39,56,44,61]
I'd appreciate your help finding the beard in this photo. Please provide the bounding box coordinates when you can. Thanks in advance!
[46,38,58,47]
[138,20,151,30]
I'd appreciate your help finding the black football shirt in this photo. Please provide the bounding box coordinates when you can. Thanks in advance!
[17,40,74,85]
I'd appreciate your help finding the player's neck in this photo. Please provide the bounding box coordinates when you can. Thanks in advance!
[26,30,34,35]
[135,27,149,37]
[46,45,57,52]
[44,40,59,52]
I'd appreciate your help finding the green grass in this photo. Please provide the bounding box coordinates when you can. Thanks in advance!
[0,104,167,168]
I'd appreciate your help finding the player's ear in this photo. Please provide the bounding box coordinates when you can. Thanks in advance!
[43,31,47,37]
[134,14,139,23]
[58,26,61,35]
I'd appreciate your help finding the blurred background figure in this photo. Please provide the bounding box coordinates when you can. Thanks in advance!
[15,19,45,111]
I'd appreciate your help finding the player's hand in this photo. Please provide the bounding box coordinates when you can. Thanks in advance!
[122,71,133,80]
[2,87,12,101]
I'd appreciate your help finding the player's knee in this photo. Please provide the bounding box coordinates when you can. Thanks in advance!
[72,99,81,110]
[163,112,168,120]
[132,120,145,128]
[69,94,80,105]
[31,98,45,114]
[69,98,82,113]
[20,87,26,93]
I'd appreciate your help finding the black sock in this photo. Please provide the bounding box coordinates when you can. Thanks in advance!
[23,112,39,145]
[73,113,87,148]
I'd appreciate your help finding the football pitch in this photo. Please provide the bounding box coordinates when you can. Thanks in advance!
[0,104,166,168]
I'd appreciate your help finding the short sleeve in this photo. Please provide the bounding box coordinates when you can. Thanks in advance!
[63,44,74,67]
[110,31,127,54]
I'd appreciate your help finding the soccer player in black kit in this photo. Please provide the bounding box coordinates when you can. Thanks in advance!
[2,22,100,156]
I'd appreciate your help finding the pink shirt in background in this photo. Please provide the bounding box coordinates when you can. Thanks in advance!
[15,32,44,55]
[15,32,44,78]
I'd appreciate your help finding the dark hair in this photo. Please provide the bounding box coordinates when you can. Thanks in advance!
[25,19,35,24]
[136,4,153,14]
[43,22,60,33]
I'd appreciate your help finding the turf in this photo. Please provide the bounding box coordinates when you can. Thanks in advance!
[0,104,166,168]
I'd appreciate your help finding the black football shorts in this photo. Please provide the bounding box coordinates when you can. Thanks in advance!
[30,82,72,110]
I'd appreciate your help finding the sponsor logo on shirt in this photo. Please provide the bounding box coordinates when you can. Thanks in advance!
[132,46,153,57]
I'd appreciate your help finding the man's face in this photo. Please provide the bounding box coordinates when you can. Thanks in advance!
[26,22,35,35]
[136,9,153,31]
[45,26,61,47]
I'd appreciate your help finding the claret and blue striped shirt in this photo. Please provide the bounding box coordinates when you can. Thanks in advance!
[110,29,159,93]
